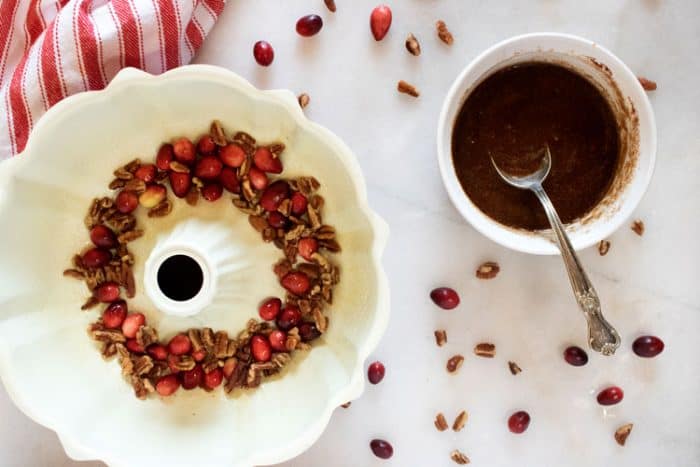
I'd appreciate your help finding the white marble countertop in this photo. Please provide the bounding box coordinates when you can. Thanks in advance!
[2,0,699,466]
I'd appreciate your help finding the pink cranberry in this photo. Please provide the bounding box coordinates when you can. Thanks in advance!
[298,322,321,342]
[203,367,223,389]
[430,287,460,310]
[102,300,127,329]
[368,361,385,384]
[155,374,180,396]
[115,190,139,213]
[253,40,274,66]
[95,282,120,303]
[219,144,246,168]
[121,312,145,339]
[597,386,624,405]
[168,334,192,356]
[632,335,664,358]
[172,137,196,165]
[90,225,117,249]
[267,211,288,229]
[298,238,318,261]
[248,166,269,190]
[251,335,271,362]
[508,411,531,433]
[370,5,392,41]
[134,164,157,183]
[82,248,111,269]
[563,346,588,366]
[276,306,302,331]
[253,147,283,174]
[147,344,168,361]
[181,365,203,390]
[195,155,223,180]
[259,297,282,321]
[296,14,323,37]
[197,135,217,155]
[370,439,393,459]
[269,330,287,351]
[201,183,224,202]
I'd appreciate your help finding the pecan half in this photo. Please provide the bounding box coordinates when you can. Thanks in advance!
[476,261,499,279]
[631,220,645,236]
[436,20,454,45]
[450,450,470,465]
[452,410,468,432]
[434,329,447,347]
[508,361,522,375]
[434,413,448,431]
[446,355,464,373]
[405,33,421,56]
[474,342,495,358]
[615,423,633,446]
[397,80,420,97]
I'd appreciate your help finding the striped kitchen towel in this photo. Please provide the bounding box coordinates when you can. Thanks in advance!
[0,0,226,160]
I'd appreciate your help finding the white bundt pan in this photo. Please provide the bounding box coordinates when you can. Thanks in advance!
[0,65,390,467]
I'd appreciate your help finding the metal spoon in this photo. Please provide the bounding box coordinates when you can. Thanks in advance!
[490,146,621,355]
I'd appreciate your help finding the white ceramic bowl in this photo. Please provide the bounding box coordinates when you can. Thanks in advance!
[0,66,390,467]
[437,33,656,255]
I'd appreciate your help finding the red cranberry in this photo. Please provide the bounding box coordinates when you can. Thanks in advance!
[298,322,321,342]
[126,339,145,354]
[219,167,240,193]
[259,297,282,321]
[219,144,246,168]
[253,147,283,174]
[172,137,196,165]
[95,282,120,303]
[121,312,145,338]
[370,5,392,41]
[181,365,203,390]
[134,164,157,183]
[115,190,139,213]
[169,171,192,198]
[168,334,192,356]
[253,40,274,66]
[260,180,290,212]
[267,211,288,229]
[156,143,174,170]
[203,367,223,389]
[296,14,323,37]
[563,346,588,366]
[147,344,168,361]
[192,349,207,362]
[290,192,308,216]
[430,287,460,310]
[508,411,531,434]
[156,374,180,396]
[201,183,224,202]
[632,335,664,358]
[248,166,269,190]
[197,135,216,155]
[298,238,318,261]
[281,271,311,295]
[90,225,117,249]
[368,361,385,384]
[370,439,393,459]
[276,306,301,331]
[195,155,223,180]
[102,300,127,329]
[82,248,111,269]
[251,335,272,362]
[269,330,287,351]
[597,386,624,405]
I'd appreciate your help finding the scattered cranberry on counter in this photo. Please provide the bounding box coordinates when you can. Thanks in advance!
[368,361,385,384]
[508,410,531,434]
[296,14,323,37]
[597,386,624,405]
[632,335,664,358]
[563,346,588,366]
[253,40,274,66]
[430,287,460,310]
[370,5,392,41]
[370,439,393,459]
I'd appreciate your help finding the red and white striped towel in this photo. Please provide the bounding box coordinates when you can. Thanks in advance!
[0,0,225,160]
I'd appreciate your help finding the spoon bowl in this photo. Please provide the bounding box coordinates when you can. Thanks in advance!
[490,146,552,190]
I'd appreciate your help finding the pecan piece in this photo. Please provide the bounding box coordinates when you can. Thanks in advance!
[118,229,144,244]
[81,296,100,310]
[446,355,464,373]
[397,80,420,97]
[341,402,351,409]
[298,93,310,109]
[631,219,645,236]
[450,450,470,465]
[136,326,159,348]
[436,20,454,45]
[133,355,154,376]
[169,161,190,173]
[63,268,84,279]
[210,120,228,146]
[508,361,522,375]
[474,342,495,358]
[434,413,448,432]
[598,240,611,256]
[434,329,447,347]
[452,410,468,431]
[637,77,657,91]
[405,33,421,56]
[323,0,336,12]
[476,261,499,279]
[147,199,172,218]
[614,423,633,446]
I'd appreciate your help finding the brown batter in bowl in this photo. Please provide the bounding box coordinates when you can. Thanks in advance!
[451,62,620,231]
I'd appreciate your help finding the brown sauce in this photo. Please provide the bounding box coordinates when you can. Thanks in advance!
[451,62,620,230]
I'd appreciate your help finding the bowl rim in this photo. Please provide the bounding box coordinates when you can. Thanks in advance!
[0,65,391,467]
[436,32,657,255]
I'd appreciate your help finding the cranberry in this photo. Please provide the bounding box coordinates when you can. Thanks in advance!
[259,297,282,321]
[563,346,588,366]
[298,238,318,261]
[134,164,157,183]
[195,155,223,180]
[147,344,168,361]
[156,143,174,171]
[370,5,392,41]
[201,183,224,202]
[115,190,139,213]
[290,192,308,216]
[281,271,311,295]
[168,334,192,356]
[192,348,207,362]
[90,225,117,249]
[267,211,288,229]
[122,312,145,339]
[299,322,321,342]
[632,335,664,358]
[203,367,223,389]
[139,184,166,208]
[508,411,531,434]
[95,282,120,303]
[597,386,624,405]
[219,167,240,193]
[181,365,203,390]
[260,180,290,212]
[248,167,269,190]
[172,137,196,165]
[253,147,283,173]
[82,248,111,269]
[251,334,272,362]
[368,361,385,384]
[169,171,192,198]
[430,287,460,310]
[253,40,274,66]
[296,14,323,37]
[155,374,180,396]
[126,339,145,353]
[219,144,246,168]
[370,439,393,459]
[276,306,301,331]
[269,330,287,351]
[102,300,127,329]
[197,135,216,155]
